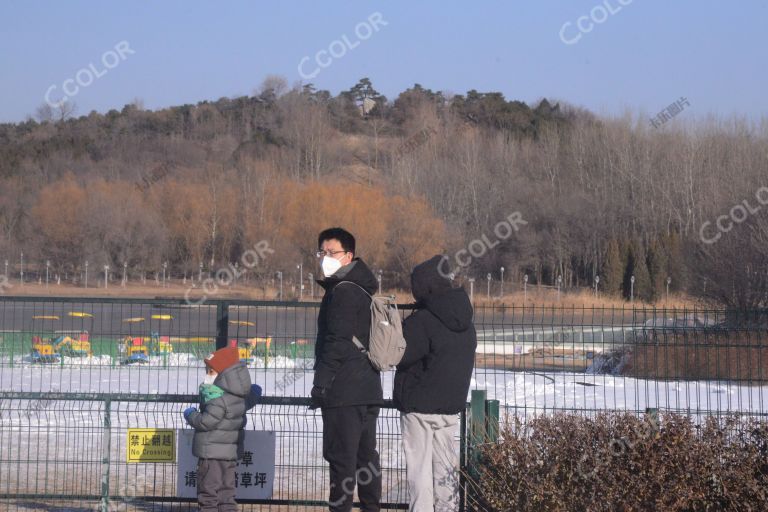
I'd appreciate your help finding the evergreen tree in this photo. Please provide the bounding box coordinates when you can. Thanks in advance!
[624,238,652,302]
[602,239,625,296]
[346,78,386,113]
[647,238,668,302]
[663,232,686,292]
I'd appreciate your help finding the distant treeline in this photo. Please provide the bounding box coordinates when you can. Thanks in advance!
[0,77,766,307]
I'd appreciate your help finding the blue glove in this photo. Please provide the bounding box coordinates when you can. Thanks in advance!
[251,384,263,398]
[183,407,197,420]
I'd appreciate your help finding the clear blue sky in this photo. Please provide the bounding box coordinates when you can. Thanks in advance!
[1,0,766,123]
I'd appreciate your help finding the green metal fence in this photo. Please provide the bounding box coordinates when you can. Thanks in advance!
[1,296,767,510]
[0,392,422,511]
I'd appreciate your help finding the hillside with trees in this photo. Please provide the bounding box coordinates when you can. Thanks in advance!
[1,77,766,307]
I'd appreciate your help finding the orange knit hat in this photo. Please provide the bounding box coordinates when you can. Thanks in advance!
[204,346,240,374]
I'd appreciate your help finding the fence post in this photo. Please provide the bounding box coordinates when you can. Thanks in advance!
[101,398,112,512]
[216,301,229,350]
[485,399,500,443]
[465,390,487,508]
[459,406,467,512]
[469,390,487,450]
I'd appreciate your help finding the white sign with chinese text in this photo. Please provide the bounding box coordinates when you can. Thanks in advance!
[176,430,276,499]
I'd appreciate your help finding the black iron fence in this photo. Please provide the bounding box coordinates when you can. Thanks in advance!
[0,296,767,509]
[0,392,419,511]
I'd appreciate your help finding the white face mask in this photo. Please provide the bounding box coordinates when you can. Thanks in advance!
[321,255,343,278]
[203,373,216,385]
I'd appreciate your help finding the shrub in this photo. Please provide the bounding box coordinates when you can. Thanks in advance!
[469,412,768,511]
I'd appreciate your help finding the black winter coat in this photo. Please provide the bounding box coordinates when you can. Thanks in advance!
[313,258,384,408]
[394,255,477,415]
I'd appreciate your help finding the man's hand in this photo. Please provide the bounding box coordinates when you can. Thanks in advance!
[309,386,326,410]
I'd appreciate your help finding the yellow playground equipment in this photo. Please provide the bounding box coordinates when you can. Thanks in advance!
[30,336,59,363]
[120,332,173,364]
[31,332,92,363]
[231,337,272,363]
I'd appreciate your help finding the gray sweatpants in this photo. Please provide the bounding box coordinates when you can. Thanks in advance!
[401,412,460,512]
[197,458,237,511]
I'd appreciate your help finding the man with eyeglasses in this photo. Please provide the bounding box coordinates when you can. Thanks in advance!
[311,227,383,512]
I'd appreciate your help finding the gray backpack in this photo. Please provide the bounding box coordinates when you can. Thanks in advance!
[338,281,406,371]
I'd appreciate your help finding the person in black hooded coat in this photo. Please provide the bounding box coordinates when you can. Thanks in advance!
[394,255,476,512]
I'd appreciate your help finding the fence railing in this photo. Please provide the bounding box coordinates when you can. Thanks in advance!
[0,392,423,510]
[1,296,767,509]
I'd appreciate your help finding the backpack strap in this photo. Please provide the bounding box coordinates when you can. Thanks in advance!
[335,280,372,298]
[335,281,372,353]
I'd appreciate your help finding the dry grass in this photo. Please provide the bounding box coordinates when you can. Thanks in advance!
[1,281,307,301]
[472,288,700,309]
[2,282,702,310]
[476,349,593,372]
[624,330,768,381]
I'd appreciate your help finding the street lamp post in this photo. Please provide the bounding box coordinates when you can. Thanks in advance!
[104,265,110,289]
[19,251,23,286]
[122,262,128,287]
[500,266,505,297]
[162,262,168,288]
[377,270,383,295]
[4,260,7,279]
[666,277,671,302]
[199,262,203,282]
[46,260,50,288]
[524,274,529,303]
[468,277,475,303]
[594,275,600,297]
[297,263,303,300]
[85,261,89,288]
[277,271,283,300]
[557,275,562,301]
[486,273,491,298]
[308,272,314,298]
[630,275,635,302]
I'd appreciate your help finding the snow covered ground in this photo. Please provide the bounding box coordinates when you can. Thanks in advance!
[2,355,767,415]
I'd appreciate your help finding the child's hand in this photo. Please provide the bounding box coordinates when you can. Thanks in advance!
[183,407,197,420]
[245,384,263,410]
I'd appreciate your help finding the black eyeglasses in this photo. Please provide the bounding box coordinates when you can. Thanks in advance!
[315,250,348,258]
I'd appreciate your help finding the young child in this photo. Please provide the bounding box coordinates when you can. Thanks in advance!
[183,346,262,511]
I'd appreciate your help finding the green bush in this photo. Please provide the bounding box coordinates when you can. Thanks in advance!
[469,412,768,511]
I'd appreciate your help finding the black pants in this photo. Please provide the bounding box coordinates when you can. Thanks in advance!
[197,458,237,512]
[322,405,382,512]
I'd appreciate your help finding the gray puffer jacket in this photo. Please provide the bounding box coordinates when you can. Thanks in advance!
[185,362,259,460]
